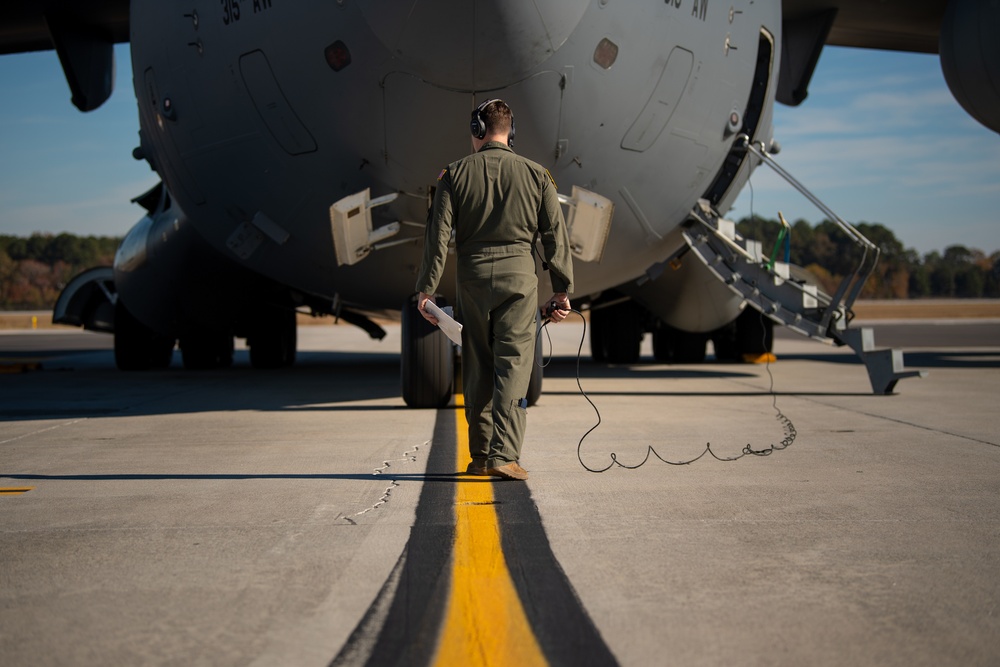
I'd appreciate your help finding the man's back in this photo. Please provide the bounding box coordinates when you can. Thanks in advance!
[444,142,557,251]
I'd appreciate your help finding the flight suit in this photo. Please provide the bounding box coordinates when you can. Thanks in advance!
[415,141,574,468]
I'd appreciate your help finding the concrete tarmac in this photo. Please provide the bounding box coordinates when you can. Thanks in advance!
[1,320,999,666]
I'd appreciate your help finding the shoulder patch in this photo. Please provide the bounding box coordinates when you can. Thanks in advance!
[437,168,447,181]
[545,169,557,189]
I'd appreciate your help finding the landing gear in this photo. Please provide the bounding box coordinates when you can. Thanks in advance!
[180,331,234,369]
[248,306,297,369]
[734,307,774,359]
[114,300,175,371]
[589,293,643,364]
[401,295,454,408]
[650,309,773,363]
[587,293,776,365]
[652,322,707,363]
[708,319,740,362]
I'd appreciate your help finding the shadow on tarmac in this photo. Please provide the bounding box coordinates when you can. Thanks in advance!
[774,350,1000,369]
[2,342,996,423]
[0,349,406,422]
[0,472,497,484]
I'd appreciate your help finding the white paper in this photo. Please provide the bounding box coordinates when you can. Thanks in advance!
[423,301,463,347]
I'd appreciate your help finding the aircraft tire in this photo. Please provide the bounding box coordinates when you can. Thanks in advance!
[401,295,454,409]
[180,332,234,370]
[710,320,740,362]
[148,339,176,369]
[673,329,707,363]
[652,322,706,363]
[589,309,608,363]
[735,308,774,357]
[592,298,642,364]
[114,300,175,371]
[249,307,297,369]
[652,322,673,363]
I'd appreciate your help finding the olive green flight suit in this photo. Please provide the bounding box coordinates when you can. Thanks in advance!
[415,141,574,467]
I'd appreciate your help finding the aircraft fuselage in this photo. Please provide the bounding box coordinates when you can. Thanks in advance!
[124,0,779,331]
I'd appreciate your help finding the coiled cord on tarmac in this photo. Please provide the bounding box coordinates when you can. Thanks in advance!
[538,308,797,473]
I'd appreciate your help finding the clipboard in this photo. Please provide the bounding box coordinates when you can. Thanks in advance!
[423,301,463,347]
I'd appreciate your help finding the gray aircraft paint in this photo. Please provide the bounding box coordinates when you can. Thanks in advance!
[126,0,779,332]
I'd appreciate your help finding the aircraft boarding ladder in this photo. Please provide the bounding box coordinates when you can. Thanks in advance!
[680,136,925,394]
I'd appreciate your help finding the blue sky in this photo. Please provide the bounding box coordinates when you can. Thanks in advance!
[0,43,997,257]
[0,44,159,243]
[731,46,999,257]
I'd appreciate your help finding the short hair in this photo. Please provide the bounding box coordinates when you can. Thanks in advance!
[482,100,513,135]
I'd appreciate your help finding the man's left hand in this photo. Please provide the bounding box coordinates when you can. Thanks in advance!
[544,293,571,323]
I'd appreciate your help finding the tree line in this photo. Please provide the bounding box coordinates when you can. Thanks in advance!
[1,224,998,310]
[735,217,1000,299]
[0,234,120,310]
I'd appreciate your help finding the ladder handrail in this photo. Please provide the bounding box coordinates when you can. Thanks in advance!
[735,134,881,330]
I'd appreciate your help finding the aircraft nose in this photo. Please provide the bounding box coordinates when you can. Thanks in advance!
[359,0,590,89]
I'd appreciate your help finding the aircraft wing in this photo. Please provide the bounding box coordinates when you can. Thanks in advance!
[0,0,948,109]
[778,0,948,107]
[1,0,130,111]
[3,1,944,56]
[0,0,129,55]
[783,0,946,54]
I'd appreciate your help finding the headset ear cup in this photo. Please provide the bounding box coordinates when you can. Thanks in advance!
[470,111,485,139]
[472,98,505,140]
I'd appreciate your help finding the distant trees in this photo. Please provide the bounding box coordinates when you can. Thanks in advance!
[0,233,120,310]
[735,217,1000,299]
[0,224,997,310]
[919,246,995,298]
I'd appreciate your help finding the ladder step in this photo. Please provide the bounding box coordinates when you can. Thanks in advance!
[682,200,924,394]
[853,348,928,395]
[838,327,876,353]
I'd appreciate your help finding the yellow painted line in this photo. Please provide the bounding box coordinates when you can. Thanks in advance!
[0,361,43,374]
[0,487,34,495]
[432,400,547,667]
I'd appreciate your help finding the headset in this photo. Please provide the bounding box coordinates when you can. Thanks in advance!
[470,98,515,147]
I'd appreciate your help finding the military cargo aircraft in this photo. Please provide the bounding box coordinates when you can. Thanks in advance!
[3,1,996,406]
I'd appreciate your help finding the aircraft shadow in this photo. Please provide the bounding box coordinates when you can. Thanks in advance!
[773,349,1000,369]
[0,472,497,484]
[3,347,995,423]
[0,349,409,422]
[540,356,759,380]
[535,356,875,398]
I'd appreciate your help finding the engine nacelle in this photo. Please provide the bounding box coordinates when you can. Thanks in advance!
[939,0,1000,134]
[619,232,745,334]
[114,185,263,339]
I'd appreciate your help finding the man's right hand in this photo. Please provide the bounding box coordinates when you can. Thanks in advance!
[417,292,439,325]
